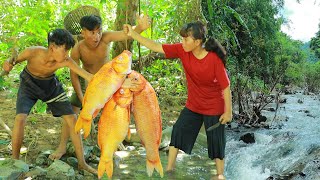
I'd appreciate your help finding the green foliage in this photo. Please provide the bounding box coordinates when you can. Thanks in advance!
[31,100,47,114]
[141,59,187,106]
[284,61,304,87]
[304,61,320,92]
[55,68,71,88]
[0,77,6,90]
[310,23,320,59]
[302,42,318,63]
[29,116,38,125]
[139,0,203,43]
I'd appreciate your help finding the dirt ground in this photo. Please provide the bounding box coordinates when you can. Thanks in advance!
[0,90,63,164]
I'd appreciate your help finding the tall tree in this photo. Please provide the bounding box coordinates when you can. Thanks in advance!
[112,0,139,58]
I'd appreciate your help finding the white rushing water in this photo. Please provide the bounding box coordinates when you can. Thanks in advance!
[225,93,320,180]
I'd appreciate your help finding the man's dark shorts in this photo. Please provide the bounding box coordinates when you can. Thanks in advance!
[16,68,74,117]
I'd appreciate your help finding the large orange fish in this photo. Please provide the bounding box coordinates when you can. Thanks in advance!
[75,50,132,138]
[129,71,164,178]
[97,88,132,179]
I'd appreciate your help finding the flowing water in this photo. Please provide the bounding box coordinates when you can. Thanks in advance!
[102,93,320,179]
[225,93,320,180]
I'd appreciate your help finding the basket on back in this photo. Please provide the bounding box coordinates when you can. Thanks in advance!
[64,5,100,35]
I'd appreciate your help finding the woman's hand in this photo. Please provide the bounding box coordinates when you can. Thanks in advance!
[219,111,232,124]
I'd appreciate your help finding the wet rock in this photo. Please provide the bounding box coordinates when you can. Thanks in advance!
[307,114,316,118]
[230,122,239,129]
[114,151,131,161]
[298,99,303,104]
[239,133,255,144]
[35,150,54,166]
[67,157,78,168]
[126,146,136,151]
[83,145,94,159]
[67,142,75,155]
[91,145,101,157]
[0,158,29,180]
[24,166,47,178]
[298,172,306,177]
[279,98,287,103]
[258,115,267,123]
[35,154,48,166]
[88,155,100,164]
[46,160,75,180]
[75,173,84,180]
[284,87,293,95]
[265,107,276,112]
[82,169,96,180]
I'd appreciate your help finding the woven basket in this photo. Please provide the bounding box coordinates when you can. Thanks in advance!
[64,6,100,35]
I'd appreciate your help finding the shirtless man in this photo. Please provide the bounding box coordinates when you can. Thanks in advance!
[3,29,96,174]
[69,14,150,113]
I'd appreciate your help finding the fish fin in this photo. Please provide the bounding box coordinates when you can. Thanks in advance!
[75,116,91,139]
[82,120,92,139]
[155,160,164,178]
[98,160,113,179]
[146,158,164,177]
[146,159,154,177]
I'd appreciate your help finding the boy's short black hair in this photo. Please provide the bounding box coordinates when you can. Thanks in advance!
[48,29,75,50]
[80,15,102,31]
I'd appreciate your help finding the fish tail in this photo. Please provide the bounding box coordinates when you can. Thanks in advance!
[98,160,113,179]
[146,158,164,178]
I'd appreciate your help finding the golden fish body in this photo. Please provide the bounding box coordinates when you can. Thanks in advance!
[129,71,164,178]
[97,88,133,179]
[75,50,132,138]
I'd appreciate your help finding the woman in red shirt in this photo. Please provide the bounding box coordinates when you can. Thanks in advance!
[124,21,232,180]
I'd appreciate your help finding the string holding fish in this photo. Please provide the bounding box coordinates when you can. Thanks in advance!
[125,3,130,51]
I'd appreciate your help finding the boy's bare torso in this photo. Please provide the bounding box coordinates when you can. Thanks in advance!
[77,39,111,74]
[25,47,66,78]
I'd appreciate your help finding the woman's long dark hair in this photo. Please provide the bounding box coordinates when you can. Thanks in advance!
[179,21,227,66]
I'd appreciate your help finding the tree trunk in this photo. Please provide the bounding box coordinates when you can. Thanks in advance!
[112,0,139,58]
